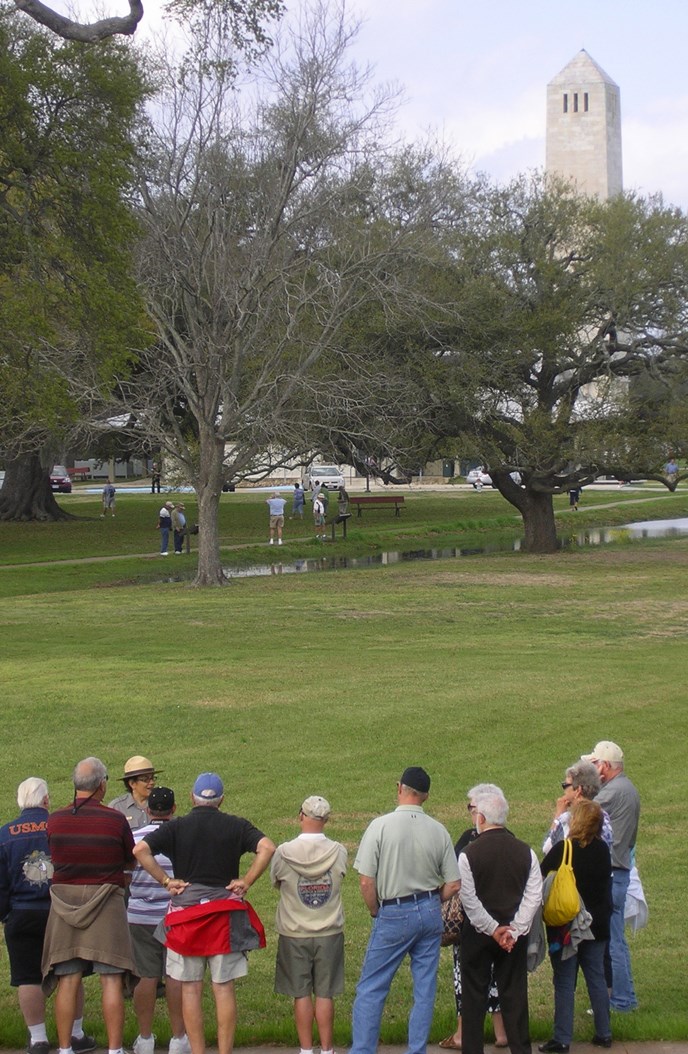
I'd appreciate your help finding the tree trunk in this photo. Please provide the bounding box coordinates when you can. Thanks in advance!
[193,431,227,586]
[0,453,72,521]
[519,490,558,553]
[491,472,558,554]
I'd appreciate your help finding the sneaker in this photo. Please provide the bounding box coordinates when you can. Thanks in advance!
[133,1037,155,1054]
[168,1037,191,1054]
[538,1044,569,1054]
[269,538,274,544]
[278,538,283,545]
[592,1038,612,1049]
[27,1041,50,1054]
[160,551,168,556]
[72,1036,96,1053]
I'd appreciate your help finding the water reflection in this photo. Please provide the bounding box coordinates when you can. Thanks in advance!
[157,519,688,583]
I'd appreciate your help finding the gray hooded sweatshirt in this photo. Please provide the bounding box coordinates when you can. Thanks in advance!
[271,834,347,937]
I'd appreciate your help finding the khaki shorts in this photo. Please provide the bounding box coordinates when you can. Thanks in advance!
[166,947,248,984]
[269,515,284,528]
[274,932,344,998]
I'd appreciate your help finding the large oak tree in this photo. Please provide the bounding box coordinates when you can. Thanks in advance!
[0,16,148,519]
[421,174,688,551]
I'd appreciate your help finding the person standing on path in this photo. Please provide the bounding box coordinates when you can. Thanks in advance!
[128,787,190,1054]
[133,772,276,1054]
[172,504,187,555]
[0,777,95,1054]
[312,492,326,542]
[581,740,640,1012]
[158,502,174,556]
[267,492,287,546]
[349,767,460,1054]
[291,483,305,520]
[458,783,542,1054]
[42,757,138,1054]
[271,796,347,1054]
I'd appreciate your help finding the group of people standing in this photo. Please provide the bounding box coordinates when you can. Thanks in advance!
[0,741,640,1054]
[266,483,350,545]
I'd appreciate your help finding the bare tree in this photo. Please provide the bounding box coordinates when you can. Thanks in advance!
[127,1,466,584]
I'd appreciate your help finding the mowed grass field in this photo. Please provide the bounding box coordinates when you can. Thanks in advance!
[0,486,686,1046]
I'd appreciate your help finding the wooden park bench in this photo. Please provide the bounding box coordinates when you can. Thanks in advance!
[349,495,405,518]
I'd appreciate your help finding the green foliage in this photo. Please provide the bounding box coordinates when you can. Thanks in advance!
[0,14,149,456]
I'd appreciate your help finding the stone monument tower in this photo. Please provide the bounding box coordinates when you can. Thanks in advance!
[546,49,622,199]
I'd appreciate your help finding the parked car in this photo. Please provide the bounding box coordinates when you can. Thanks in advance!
[50,465,72,493]
[304,464,345,490]
[466,467,522,489]
[467,467,493,488]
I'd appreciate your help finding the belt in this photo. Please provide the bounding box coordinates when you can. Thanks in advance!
[380,888,440,907]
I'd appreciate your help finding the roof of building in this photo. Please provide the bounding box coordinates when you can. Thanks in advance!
[548,49,618,89]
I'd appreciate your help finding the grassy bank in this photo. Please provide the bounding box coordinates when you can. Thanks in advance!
[0,488,686,1044]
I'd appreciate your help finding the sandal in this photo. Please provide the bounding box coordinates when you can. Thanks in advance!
[439,1039,462,1050]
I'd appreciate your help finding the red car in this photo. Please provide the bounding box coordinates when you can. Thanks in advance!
[50,465,73,493]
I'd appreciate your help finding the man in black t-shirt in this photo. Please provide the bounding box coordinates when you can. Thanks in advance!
[134,773,275,1054]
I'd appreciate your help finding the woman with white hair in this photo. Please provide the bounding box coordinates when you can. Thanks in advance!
[0,778,93,1054]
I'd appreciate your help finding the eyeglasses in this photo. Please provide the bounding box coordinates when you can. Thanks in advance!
[467,803,477,812]
[561,782,574,790]
[136,775,155,784]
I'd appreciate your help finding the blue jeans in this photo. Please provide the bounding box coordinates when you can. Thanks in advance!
[160,526,170,553]
[350,894,443,1054]
[609,869,637,1010]
[550,940,610,1044]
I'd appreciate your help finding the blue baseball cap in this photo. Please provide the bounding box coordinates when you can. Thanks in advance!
[193,772,224,800]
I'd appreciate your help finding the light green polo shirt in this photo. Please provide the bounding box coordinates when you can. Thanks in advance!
[354,805,459,902]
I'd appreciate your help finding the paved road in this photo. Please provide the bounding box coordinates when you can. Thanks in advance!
[4,1046,687,1054]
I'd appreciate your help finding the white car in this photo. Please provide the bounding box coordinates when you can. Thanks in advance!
[467,468,493,488]
[466,468,522,489]
[304,464,345,490]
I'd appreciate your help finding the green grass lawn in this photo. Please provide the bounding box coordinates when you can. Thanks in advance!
[0,487,686,1045]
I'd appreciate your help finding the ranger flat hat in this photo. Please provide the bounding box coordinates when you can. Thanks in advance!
[120,755,161,781]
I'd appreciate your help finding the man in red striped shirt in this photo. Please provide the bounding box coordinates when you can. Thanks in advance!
[42,757,137,1054]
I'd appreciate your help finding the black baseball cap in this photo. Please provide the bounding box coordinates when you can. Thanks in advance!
[149,786,175,813]
[400,766,431,793]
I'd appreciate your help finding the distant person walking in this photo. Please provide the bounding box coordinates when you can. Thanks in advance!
[291,483,305,520]
[267,492,287,546]
[151,464,161,494]
[158,502,174,556]
[568,487,581,511]
[101,480,116,518]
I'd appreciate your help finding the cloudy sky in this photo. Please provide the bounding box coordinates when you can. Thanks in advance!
[132,0,688,207]
[341,0,688,209]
